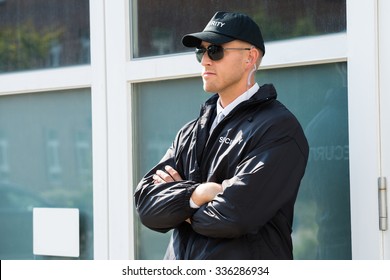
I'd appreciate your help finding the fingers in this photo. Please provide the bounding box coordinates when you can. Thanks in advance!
[152,174,163,184]
[153,165,182,184]
[155,169,172,183]
[164,165,182,181]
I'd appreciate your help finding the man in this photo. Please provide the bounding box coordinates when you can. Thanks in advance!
[134,11,309,260]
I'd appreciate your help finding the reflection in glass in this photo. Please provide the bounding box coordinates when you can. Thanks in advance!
[261,62,351,259]
[133,62,351,260]
[0,0,90,73]
[133,79,210,259]
[132,0,346,58]
[304,85,350,259]
[0,89,93,260]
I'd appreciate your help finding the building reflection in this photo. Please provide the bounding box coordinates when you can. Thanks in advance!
[303,63,351,259]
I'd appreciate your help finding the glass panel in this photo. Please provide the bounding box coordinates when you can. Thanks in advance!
[0,89,93,260]
[132,0,346,58]
[133,79,210,260]
[133,62,351,260]
[0,0,90,73]
[261,63,351,259]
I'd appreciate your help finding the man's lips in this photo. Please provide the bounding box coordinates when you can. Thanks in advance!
[202,71,216,78]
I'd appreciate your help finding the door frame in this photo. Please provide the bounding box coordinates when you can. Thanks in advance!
[378,0,390,259]
[347,0,389,259]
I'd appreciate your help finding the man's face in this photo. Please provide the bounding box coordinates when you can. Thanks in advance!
[199,40,250,96]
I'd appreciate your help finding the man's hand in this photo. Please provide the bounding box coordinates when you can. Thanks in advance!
[190,182,223,207]
[153,165,182,184]
[153,165,222,206]
[152,165,223,224]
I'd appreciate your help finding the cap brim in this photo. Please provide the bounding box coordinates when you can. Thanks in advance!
[182,31,234,47]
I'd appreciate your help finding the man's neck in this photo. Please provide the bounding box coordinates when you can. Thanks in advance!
[215,83,259,118]
[218,82,255,108]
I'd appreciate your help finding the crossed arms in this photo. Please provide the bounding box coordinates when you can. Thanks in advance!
[153,165,222,208]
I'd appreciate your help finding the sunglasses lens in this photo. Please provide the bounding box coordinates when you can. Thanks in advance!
[194,45,224,62]
[207,45,224,61]
[195,48,205,62]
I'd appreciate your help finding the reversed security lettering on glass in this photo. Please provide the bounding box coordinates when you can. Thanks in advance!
[309,145,349,161]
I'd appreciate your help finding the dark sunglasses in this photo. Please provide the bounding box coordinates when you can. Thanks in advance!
[195,45,251,62]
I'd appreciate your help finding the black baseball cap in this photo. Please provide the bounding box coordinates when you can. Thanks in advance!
[182,11,265,56]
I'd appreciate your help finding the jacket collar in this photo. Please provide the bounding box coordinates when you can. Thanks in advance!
[204,83,277,109]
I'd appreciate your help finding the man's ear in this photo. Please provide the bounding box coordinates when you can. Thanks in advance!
[246,47,260,67]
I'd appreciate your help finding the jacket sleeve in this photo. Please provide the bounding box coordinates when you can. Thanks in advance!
[134,129,199,233]
[190,122,309,239]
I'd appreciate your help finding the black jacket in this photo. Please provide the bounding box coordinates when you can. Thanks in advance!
[134,84,309,259]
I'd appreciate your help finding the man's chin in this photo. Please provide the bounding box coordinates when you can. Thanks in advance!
[203,85,217,94]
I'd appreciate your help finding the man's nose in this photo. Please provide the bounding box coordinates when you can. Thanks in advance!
[201,51,213,66]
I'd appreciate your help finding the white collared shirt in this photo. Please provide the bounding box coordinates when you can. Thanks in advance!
[210,83,260,132]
